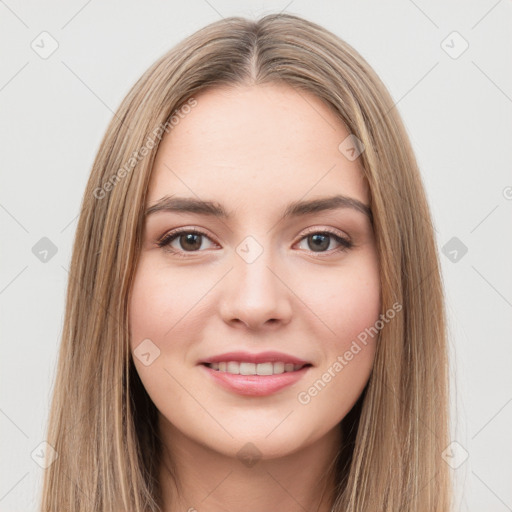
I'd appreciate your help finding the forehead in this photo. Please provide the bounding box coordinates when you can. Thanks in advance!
[147,83,369,210]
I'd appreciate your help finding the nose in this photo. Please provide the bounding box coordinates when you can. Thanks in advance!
[218,246,293,331]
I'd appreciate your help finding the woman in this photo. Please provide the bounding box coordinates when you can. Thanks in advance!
[40,13,452,512]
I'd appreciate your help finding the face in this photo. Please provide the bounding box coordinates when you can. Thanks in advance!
[129,83,381,461]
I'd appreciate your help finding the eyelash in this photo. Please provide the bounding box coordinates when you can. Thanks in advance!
[156,227,353,259]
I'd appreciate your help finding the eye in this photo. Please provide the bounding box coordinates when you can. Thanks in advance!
[156,228,217,256]
[156,227,353,257]
[295,229,353,255]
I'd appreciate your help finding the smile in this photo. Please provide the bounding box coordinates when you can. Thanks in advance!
[204,361,308,375]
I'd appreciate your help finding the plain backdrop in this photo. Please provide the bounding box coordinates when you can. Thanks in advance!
[1,1,511,510]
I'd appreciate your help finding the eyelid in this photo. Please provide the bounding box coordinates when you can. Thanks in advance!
[298,225,350,241]
[156,226,218,248]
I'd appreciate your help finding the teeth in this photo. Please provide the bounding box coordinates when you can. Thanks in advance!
[240,362,256,375]
[269,362,283,374]
[206,361,305,375]
[227,361,239,374]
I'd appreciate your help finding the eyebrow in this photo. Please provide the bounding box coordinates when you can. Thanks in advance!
[145,194,373,222]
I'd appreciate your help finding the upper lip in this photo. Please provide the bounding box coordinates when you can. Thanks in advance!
[200,351,312,366]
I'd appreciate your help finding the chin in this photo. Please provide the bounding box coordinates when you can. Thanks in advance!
[213,423,321,461]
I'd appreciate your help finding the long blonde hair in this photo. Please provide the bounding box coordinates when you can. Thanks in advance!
[40,13,452,511]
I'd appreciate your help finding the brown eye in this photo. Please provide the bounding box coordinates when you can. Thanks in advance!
[297,231,353,254]
[157,229,216,254]
[176,233,203,251]
[307,233,330,252]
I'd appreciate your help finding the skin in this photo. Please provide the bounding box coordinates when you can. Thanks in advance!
[129,83,381,512]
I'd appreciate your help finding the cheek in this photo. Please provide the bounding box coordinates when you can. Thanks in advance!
[307,255,381,348]
[128,260,207,412]
[129,259,205,351]
[293,256,381,419]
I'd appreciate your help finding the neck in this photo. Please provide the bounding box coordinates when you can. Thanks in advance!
[158,416,343,512]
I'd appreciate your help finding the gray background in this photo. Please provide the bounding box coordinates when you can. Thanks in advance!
[1,1,511,510]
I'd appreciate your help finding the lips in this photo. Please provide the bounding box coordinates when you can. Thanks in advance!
[200,363,311,396]
[200,350,311,366]
[198,351,312,396]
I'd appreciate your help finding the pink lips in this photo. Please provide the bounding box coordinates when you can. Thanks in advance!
[200,350,310,366]
[199,350,312,396]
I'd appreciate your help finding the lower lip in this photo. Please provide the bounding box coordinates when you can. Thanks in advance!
[200,364,311,396]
